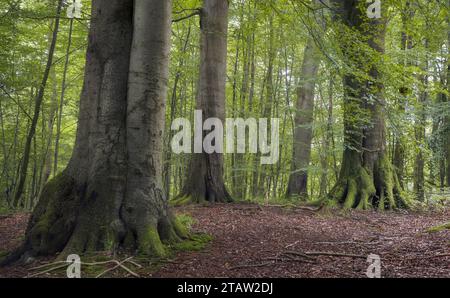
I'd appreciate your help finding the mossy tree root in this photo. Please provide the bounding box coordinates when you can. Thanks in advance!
[330,155,409,210]
[1,172,188,266]
[171,189,233,206]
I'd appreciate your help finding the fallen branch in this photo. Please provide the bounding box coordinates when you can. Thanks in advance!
[96,257,135,278]
[407,254,450,260]
[28,263,70,277]
[28,257,141,278]
[304,251,367,259]
[283,251,317,261]
[315,240,377,246]
[264,204,324,212]
[229,261,275,270]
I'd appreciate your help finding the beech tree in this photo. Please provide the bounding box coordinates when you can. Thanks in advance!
[328,0,409,210]
[175,0,232,204]
[286,38,321,200]
[3,0,186,263]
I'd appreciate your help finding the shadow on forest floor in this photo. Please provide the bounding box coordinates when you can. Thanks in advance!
[0,204,449,278]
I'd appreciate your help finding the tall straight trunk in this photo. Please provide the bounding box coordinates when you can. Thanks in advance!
[38,17,60,197]
[4,0,185,265]
[177,0,232,203]
[12,0,64,208]
[446,0,450,187]
[319,77,334,197]
[230,30,241,198]
[329,0,408,210]
[256,15,275,198]
[414,39,428,201]
[286,37,321,199]
[393,2,414,188]
[53,18,74,176]
[164,26,192,198]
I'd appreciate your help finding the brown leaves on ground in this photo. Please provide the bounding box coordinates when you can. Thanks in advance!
[155,204,449,278]
[0,204,448,278]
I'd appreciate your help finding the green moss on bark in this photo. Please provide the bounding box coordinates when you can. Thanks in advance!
[138,226,167,257]
[427,222,450,233]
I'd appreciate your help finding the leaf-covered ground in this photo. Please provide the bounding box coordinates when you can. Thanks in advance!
[0,204,449,278]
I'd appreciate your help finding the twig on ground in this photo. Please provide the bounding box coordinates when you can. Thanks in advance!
[304,251,367,259]
[28,257,141,278]
[283,250,317,260]
[96,257,135,278]
[229,261,275,270]
[28,263,70,277]
[284,240,300,249]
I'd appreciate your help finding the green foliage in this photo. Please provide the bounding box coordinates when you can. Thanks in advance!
[0,0,449,212]
[176,213,197,231]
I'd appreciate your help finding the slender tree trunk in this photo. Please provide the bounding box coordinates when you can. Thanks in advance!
[164,26,192,198]
[446,1,450,187]
[12,0,63,208]
[176,0,232,204]
[256,16,275,198]
[329,0,408,210]
[414,39,428,201]
[393,2,414,188]
[286,37,321,199]
[38,23,60,198]
[53,18,74,176]
[4,0,185,264]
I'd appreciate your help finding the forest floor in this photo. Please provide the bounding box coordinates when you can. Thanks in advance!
[0,203,449,278]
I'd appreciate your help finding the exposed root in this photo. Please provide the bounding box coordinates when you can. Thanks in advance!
[426,222,450,233]
[329,154,409,211]
[171,191,233,206]
[2,172,189,266]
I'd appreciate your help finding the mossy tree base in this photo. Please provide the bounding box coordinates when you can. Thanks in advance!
[330,152,409,211]
[1,172,188,266]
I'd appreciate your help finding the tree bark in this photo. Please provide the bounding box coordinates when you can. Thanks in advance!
[4,0,186,264]
[176,0,232,204]
[414,38,428,201]
[286,37,321,199]
[393,2,414,188]
[446,0,450,187]
[329,0,408,210]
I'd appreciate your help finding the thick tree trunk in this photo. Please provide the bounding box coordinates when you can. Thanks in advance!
[176,0,232,204]
[329,0,408,210]
[3,0,185,264]
[286,38,320,199]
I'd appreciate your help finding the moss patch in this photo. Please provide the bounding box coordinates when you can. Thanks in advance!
[138,227,167,257]
[171,233,213,252]
[427,222,450,233]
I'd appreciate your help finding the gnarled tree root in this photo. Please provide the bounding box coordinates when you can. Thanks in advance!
[1,172,188,266]
[329,156,409,210]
